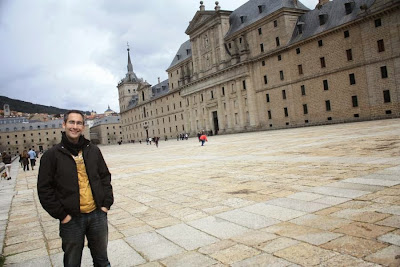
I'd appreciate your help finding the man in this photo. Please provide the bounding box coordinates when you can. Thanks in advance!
[28,148,37,170]
[38,110,113,266]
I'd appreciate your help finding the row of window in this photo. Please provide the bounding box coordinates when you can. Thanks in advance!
[6,137,57,145]
[126,124,186,139]
[1,124,62,132]
[1,130,62,139]
[266,91,391,120]
[266,89,392,107]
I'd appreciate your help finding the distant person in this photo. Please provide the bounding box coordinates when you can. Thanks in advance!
[2,151,12,180]
[21,150,30,171]
[38,110,113,267]
[199,133,208,146]
[154,137,159,148]
[28,148,37,170]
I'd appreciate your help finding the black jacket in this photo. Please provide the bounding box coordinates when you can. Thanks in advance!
[37,143,113,220]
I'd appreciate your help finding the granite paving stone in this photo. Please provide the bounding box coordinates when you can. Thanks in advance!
[264,197,330,212]
[160,251,217,267]
[321,235,388,258]
[242,203,306,221]
[156,223,218,250]
[365,245,400,267]
[1,119,400,266]
[231,253,294,267]
[125,232,184,261]
[215,209,281,229]
[378,232,400,246]
[188,216,251,239]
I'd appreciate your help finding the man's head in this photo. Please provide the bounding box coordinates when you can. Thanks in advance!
[63,110,85,143]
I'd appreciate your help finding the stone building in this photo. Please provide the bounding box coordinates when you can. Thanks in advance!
[90,116,123,145]
[0,119,90,155]
[118,0,400,140]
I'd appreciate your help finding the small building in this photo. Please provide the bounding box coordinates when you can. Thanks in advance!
[90,116,123,145]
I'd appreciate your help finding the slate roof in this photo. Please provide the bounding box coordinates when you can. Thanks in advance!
[168,40,192,69]
[92,116,120,127]
[289,0,376,44]
[225,0,309,38]
[0,119,64,132]
[152,79,170,98]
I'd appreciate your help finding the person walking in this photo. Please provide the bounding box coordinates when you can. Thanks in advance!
[38,110,114,267]
[21,150,30,171]
[2,151,12,180]
[199,133,208,146]
[28,148,37,170]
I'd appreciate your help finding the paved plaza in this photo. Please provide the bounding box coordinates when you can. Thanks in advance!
[1,119,400,266]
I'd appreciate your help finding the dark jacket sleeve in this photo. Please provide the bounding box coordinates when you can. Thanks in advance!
[96,147,114,209]
[37,149,68,220]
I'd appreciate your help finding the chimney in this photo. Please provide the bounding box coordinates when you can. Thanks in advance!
[200,1,205,11]
[158,77,160,84]
[215,1,220,11]
[293,0,298,7]
[319,0,330,5]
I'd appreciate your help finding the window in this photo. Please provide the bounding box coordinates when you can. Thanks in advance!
[381,66,388,78]
[280,70,284,80]
[282,90,286,99]
[346,49,353,61]
[377,39,385,52]
[320,57,326,68]
[264,75,268,84]
[273,20,277,27]
[298,64,303,75]
[318,40,323,47]
[319,14,326,25]
[260,43,264,52]
[276,37,280,47]
[352,96,358,107]
[375,18,382,27]
[284,107,288,117]
[325,100,331,111]
[268,110,272,119]
[258,5,264,13]
[296,48,301,54]
[344,30,350,38]
[242,80,246,90]
[266,94,270,103]
[323,80,329,90]
[345,3,353,15]
[349,73,356,85]
[258,28,262,35]
[211,91,214,99]
[222,87,225,96]
[303,104,308,115]
[383,90,391,103]
[262,60,266,66]
[301,85,306,96]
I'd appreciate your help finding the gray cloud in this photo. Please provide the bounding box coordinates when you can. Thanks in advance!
[0,0,316,113]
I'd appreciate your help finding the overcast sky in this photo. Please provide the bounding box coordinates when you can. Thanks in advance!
[0,0,316,114]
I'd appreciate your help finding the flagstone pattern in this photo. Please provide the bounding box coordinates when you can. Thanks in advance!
[1,119,400,266]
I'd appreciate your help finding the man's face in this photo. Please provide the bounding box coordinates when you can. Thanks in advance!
[63,113,85,143]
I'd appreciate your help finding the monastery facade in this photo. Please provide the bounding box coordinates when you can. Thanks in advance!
[118,0,400,141]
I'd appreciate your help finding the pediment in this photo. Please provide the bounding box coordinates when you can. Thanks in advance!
[185,11,216,35]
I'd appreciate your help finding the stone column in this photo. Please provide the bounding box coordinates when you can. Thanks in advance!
[216,85,225,132]
[235,80,245,128]
[246,67,260,127]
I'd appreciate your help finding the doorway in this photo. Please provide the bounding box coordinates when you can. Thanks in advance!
[212,111,219,135]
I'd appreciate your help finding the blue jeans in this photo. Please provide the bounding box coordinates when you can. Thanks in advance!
[201,140,205,146]
[60,209,110,267]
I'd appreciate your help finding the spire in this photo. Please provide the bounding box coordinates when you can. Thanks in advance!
[127,42,133,73]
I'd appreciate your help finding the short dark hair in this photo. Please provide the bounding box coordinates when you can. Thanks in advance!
[64,110,85,123]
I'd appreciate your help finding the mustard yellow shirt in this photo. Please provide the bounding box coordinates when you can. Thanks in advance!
[73,151,96,213]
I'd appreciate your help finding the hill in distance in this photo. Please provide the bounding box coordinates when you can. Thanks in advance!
[0,96,90,115]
